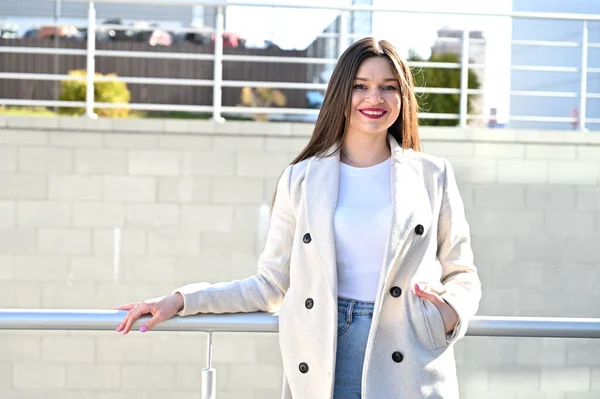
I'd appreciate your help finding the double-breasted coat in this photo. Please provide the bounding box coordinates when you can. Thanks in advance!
[175,134,482,398]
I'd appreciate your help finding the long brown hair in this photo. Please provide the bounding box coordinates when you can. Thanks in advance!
[292,37,421,164]
[272,37,420,207]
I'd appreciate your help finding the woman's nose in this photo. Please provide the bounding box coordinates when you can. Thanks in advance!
[366,89,383,103]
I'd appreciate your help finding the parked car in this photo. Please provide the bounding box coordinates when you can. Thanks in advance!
[97,18,172,46]
[36,25,84,40]
[22,28,39,39]
[0,23,19,39]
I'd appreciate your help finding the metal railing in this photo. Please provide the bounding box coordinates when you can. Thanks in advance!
[0,0,599,130]
[0,309,599,398]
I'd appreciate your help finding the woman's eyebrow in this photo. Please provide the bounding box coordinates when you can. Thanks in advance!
[354,77,398,82]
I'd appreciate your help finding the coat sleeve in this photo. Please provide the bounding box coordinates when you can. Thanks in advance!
[437,158,482,343]
[172,164,296,316]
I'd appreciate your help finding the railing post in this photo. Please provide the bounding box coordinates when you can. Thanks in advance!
[212,6,225,123]
[579,20,588,132]
[201,332,216,399]
[85,0,97,119]
[338,11,348,58]
[459,29,470,128]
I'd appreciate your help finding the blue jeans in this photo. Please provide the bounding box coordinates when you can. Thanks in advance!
[334,297,374,399]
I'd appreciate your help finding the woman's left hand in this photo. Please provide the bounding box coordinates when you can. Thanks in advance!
[414,283,458,333]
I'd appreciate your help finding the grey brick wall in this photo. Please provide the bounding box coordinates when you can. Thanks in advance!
[0,116,599,398]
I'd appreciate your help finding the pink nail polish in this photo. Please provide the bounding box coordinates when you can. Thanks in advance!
[140,325,148,333]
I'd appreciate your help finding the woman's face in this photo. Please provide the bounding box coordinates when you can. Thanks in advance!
[347,57,401,139]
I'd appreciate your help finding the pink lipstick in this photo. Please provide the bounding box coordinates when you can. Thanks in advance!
[359,108,387,119]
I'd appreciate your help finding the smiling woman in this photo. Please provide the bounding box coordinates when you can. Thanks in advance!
[343,57,402,166]
[288,37,420,171]
[116,37,481,399]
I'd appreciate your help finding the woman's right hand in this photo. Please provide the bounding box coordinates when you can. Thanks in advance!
[115,293,184,335]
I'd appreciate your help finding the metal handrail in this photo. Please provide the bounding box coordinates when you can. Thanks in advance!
[0,310,599,339]
[0,309,597,398]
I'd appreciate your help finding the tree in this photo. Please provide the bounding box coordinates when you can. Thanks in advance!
[408,51,481,127]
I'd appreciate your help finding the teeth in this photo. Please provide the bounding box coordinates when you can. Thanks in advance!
[362,110,384,116]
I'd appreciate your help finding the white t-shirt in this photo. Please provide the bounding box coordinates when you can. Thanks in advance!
[334,157,392,302]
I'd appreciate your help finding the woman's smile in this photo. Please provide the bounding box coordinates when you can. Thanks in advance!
[359,108,388,119]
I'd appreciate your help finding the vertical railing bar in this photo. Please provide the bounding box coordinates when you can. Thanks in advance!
[212,6,225,123]
[459,29,470,128]
[579,20,588,132]
[202,332,216,399]
[207,331,213,368]
[53,0,62,113]
[338,10,348,58]
[85,0,97,119]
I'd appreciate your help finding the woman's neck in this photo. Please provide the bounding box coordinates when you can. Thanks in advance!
[340,133,391,168]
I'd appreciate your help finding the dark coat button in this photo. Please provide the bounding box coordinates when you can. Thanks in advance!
[299,362,309,373]
[392,351,404,363]
[415,224,424,235]
[390,286,402,298]
[303,233,312,244]
[305,298,314,309]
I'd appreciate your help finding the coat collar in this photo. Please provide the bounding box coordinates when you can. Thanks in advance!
[304,134,419,300]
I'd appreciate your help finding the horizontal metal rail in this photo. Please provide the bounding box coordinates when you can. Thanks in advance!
[95,49,215,60]
[221,54,336,65]
[3,98,593,124]
[0,73,487,94]
[96,23,215,34]
[0,72,86,82]
[512,40,582,48]
[0,99,213,113]
[55,0,600,22]
[0,99,87,108]
[0,47,484,69]
[3,98,597,125]
[509,115,579,122]
[510,90,579,98]
[511,65,580,73]
[0,46,87,56]
[0,310,599,339]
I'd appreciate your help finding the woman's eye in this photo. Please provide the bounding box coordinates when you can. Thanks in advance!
[383,85,398,91]
[353,84,367,90]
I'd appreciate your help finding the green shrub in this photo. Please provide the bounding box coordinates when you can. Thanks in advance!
[408,52,481,127]
[58,70,131,118]
[239,87,286,121]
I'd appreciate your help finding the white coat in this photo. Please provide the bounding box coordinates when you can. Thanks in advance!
[175,134,482,399]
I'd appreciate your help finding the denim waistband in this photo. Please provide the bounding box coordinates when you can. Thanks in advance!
[337,297,375,317]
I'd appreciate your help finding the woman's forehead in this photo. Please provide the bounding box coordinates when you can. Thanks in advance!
[354,57,397,79]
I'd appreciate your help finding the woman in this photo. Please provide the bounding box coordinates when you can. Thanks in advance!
[116,37,482,399]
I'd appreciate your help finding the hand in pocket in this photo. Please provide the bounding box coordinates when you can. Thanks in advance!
[414,283,458,333]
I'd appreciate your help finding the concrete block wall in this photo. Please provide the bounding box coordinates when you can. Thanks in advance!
[0,116,599,398]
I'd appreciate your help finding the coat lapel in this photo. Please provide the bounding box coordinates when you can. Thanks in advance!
[304,145,340,300]
[304,135,420,300]
[382,136,419,279]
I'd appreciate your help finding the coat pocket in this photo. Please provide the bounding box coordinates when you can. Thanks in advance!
[419,297,449,351]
